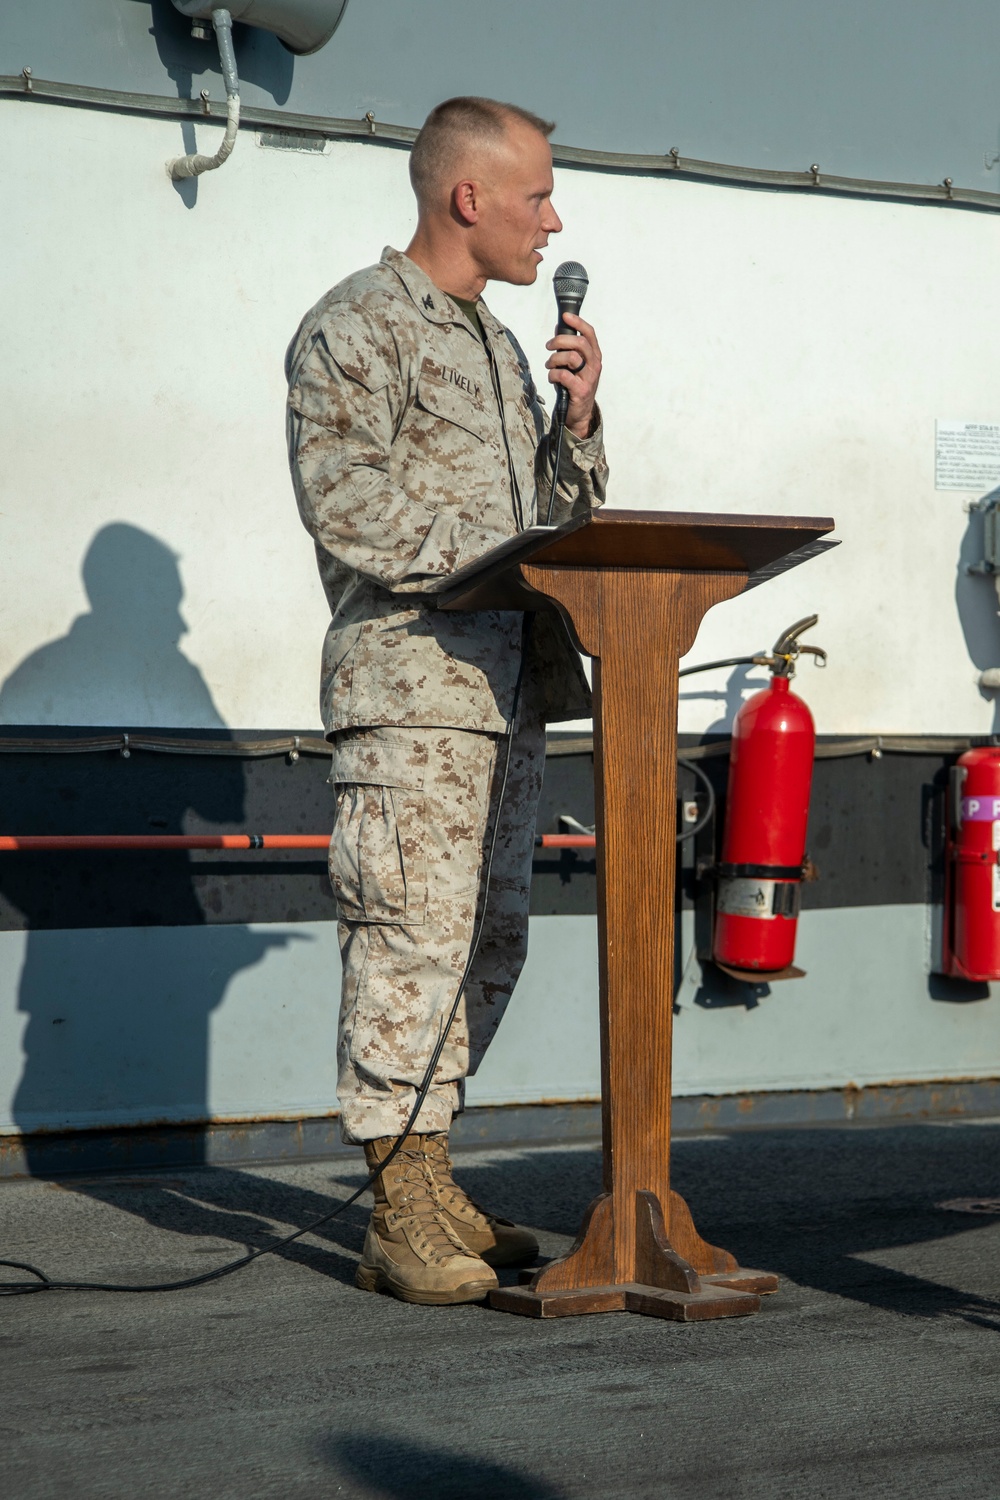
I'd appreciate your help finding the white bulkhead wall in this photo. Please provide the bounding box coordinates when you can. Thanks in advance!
[2,100,999,735]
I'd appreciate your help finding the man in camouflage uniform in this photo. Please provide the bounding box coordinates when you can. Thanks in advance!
[286,97,608,1305]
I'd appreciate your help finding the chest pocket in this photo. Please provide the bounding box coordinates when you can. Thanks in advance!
[415,372,494,444]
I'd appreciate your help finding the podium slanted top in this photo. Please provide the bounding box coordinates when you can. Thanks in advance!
[435,509,837,612]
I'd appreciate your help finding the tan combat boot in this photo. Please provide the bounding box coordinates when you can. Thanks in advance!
[424,1133,539,1269]
[356,1134,498,1306]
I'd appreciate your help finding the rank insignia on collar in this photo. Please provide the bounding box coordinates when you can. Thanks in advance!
[422,293,435,309]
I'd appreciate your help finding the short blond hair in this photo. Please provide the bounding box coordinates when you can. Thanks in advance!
[409,96,555,206]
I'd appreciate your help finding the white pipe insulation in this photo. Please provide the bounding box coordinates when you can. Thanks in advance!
[166,9,240,181]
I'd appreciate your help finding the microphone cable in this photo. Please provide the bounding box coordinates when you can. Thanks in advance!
[0,623,535,1298]
[544,416,566,527]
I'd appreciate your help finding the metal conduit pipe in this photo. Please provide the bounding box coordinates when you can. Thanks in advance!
[166,8,240,180]
[0,729,987,761]
[6,73,992,214]
[0,733,329,758]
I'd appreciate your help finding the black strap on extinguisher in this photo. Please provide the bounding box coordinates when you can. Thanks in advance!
[717,862,804,881]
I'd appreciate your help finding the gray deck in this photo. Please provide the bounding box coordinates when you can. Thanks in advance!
[2,1120,1000,1498]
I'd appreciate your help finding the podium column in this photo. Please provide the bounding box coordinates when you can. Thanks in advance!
[491,562,778,1320]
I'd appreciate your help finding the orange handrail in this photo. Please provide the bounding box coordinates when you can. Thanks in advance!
[0,832,598,852]
[0,834,330,852]
[535,834,596,848]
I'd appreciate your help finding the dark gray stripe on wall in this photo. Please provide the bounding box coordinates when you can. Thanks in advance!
[534,739,951,918]
[675,738,947,918]
[0,728,337,932]
[0,728,951,930]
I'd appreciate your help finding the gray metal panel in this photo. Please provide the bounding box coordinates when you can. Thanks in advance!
[3,1,1000,189]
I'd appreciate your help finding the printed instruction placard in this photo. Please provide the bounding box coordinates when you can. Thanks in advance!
[935,421,1000,491]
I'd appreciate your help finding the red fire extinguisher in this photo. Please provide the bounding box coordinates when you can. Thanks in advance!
[943,747,1000,980]
[712,616,825,978]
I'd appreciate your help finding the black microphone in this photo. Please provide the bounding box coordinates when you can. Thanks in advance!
[552,261,589,424]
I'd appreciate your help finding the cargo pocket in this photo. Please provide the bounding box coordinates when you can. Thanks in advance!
[328,739,427,926]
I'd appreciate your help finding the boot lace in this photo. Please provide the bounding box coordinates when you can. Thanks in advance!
[423,1137,493,1228]
[384,1150,470,1261]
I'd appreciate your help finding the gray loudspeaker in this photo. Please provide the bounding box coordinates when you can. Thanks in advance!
[171,1,350,55]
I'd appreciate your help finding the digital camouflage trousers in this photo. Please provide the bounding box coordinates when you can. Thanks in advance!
[327,683,546,1142]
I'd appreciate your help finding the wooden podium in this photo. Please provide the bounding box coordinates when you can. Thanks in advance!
[439,509,836,1322]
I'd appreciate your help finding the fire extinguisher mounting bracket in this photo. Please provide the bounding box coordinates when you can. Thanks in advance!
[966,494,1000,576]
[950,764,968,835]
[702,858,817,883]
[713,961,807,984]
[716,861,807,881]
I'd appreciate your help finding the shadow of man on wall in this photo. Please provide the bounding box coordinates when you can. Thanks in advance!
[1,523,294,1172]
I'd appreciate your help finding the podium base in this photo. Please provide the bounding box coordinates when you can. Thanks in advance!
[491,1275,773,1321]
[490,1192,779,1322]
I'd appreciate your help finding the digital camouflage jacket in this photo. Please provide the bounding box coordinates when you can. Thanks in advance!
[285,247,608,734]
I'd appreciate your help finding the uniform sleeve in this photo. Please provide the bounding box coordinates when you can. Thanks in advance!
[286,305,504,594]
[501,324,608,528]
[535,409,609,526]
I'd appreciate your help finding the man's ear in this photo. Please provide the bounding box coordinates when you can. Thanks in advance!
[453,179,479,226]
